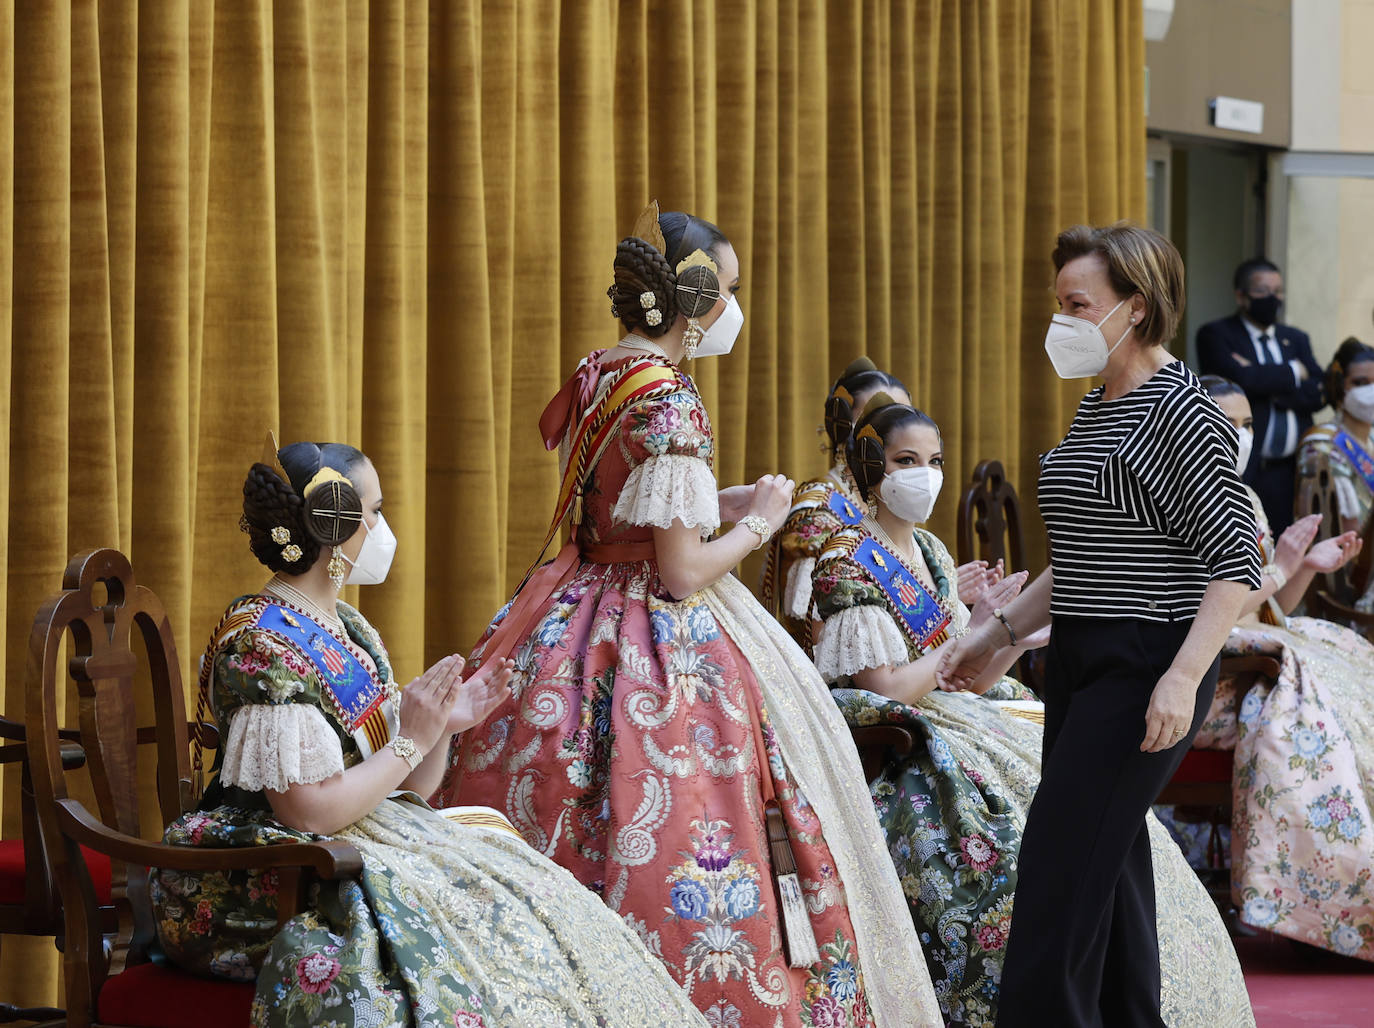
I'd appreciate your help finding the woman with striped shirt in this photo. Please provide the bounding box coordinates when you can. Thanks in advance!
[938,223,1261,1027]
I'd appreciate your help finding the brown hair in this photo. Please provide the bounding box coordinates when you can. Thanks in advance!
[1325,337,1374,407]
[1052,222,1186,347]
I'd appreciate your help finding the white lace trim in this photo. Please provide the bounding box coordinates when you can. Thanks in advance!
[220,703,345,793]
[612,454,720,534]
[1335,475,1363,521]
[783,556,816,620]
[813,605,911,682]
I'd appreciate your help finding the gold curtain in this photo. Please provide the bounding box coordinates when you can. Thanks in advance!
[0,0,1142,1006]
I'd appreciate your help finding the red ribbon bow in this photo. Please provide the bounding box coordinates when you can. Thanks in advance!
[538,350,607,451]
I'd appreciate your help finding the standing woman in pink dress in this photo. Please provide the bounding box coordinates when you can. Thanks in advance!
[442,203,937,1027]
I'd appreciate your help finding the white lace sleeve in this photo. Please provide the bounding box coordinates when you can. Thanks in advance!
[220,703,345,793]
[783,556,817,619]
[612,454,721,535]
[813,605,911,682]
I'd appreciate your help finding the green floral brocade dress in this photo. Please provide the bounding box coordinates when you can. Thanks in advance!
[152,594,707,1028]
[811,526,1256,1028]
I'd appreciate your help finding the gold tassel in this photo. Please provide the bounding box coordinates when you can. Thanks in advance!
[766,801,820,968]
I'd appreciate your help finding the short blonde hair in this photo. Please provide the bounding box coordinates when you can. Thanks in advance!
[1052,222,1185,347]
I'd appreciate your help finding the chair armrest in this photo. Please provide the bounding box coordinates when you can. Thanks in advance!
[1218,654,1281,681]
[54,798,363,878]
[0,716,25,742]
[850,725,917,758]
[0,739,86,769]
[1308,590,1374,633]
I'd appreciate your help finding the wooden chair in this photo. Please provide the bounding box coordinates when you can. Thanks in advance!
[850,724,916,784]
[1156,653,1282,909]
[1295,447,1374,637]
[955,458,1044,692]
[956,459,1026,573]
[25,548,364,1028]
[0,718,99,1025]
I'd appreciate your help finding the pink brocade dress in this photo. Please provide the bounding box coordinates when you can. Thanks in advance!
[441,356,937,1028]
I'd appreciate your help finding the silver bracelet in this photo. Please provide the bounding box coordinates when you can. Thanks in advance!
[740,514,772,550]
[1263,563,1288,591]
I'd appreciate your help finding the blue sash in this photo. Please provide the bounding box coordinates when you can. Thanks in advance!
[1333,429,1374,496]
[851,537,952,651]
[253,602,391,751]
[826,489,864,526]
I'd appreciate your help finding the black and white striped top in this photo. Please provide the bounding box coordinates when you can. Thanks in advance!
[1039,362,1261,621]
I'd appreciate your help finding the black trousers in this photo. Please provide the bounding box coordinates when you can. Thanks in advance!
[1246,454,1296,537]
[996,617,1217,1028]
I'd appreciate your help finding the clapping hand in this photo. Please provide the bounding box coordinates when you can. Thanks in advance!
[718,484,756,524]
[1303,530,1362,574]
[956,558,1005,606]
[445,658,515,735]
[966,570,1028,631]
[1276,514,1322,579]
[748,474,798,535]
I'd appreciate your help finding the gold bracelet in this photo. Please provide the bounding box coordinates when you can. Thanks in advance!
[1263,563,1288,591]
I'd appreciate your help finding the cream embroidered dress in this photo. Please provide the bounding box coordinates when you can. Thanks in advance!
[811,525,1256,1027]
[153,594,708,1028]
[446,354,940,1028]
[1168,487,1374,961]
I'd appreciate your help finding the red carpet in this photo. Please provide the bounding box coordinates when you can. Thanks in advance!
[1237,930,1374,1027]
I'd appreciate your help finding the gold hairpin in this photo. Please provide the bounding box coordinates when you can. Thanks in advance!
[631,199,668,256]
[261,431,291,484]
[675,248,718,276]
[302,466,352,496]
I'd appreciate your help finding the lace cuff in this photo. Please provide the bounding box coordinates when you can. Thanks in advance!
[220,703,345,793]
[783,557,816,620]
[814,605,911,682]
[612,454,720,534]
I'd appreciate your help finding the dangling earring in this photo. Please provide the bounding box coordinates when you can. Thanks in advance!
[327,546,347,589]
[682,318,703,359]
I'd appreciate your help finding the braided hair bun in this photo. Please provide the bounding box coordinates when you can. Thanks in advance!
[824,358,909,459]
[241,441,369,572]
[241,463,319,573]
[845,394,940,502]
[609,237,677,338]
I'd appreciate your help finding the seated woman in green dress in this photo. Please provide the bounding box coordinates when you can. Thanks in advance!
[152,440,708,1028]
[810,397,1257,1027]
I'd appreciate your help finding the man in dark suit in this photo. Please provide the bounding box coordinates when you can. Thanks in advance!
[1197,257,1324,535]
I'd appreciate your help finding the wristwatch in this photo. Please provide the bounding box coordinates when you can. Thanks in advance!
[389,734,423,771]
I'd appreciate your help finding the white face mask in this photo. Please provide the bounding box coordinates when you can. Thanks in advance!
[878,466,943,524]
[1043,298,1133,379]
[1345,383,1374,424]
[694,295,744,358]
[1234,426,1254,474]
[345,513,397,586]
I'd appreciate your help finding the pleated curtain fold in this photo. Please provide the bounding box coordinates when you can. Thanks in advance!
[0,0,1142,1004]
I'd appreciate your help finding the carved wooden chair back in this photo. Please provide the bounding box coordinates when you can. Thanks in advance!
[956,460,1025,572]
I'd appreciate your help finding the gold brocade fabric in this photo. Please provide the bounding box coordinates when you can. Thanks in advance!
[0,1,1144,1007]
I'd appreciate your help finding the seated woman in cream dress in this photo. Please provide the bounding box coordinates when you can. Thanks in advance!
[151,441,709,1028]
[1170,376,1372,963]
[811,396,1257,1026]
